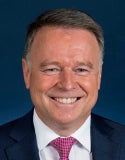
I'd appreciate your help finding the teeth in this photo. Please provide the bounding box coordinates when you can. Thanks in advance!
[54,98,77,104]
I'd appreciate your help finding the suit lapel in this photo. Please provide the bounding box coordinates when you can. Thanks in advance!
[91,113,121,160]
[6,133,39,160]
[5,110,40,160]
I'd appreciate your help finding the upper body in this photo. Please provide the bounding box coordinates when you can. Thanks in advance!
[1,8,125,159]
[0,109,125,160]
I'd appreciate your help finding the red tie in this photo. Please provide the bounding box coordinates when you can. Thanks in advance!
[50,137,76,160]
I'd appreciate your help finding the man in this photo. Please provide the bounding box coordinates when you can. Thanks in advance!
[0,8,125,160]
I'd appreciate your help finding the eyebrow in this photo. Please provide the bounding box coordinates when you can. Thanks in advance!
[39,60,94,69]
[39,61,61,68]
[75,61,94,69]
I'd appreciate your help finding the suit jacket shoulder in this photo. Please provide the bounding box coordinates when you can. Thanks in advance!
[91,113,125,143]
[91,113,125,160]
[0,110,40,160]
[0,110,33,147]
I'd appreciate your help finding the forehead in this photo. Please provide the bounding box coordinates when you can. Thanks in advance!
[31,26,100,51]
[38,27,97,42]
[30,26,100,65]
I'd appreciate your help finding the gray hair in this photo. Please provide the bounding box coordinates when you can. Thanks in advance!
[23,8,104,62]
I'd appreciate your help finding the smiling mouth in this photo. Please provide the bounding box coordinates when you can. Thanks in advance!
[51,97,81,104]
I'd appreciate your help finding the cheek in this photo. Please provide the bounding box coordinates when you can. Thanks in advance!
[30,73,58,92]
[29,75,52,108]
[78,76,99,93]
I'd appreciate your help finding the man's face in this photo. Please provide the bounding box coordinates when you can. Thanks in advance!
[22,27,102,134]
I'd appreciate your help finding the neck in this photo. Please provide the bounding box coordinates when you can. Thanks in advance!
[48,115,90,137]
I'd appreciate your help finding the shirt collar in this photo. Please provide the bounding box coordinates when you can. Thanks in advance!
[33,109,91,152]
[33,110,59,150]
[71,115,91,152]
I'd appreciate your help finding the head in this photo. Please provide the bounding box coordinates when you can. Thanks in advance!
[22,8,104,136]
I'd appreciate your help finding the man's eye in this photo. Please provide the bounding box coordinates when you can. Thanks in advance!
[75,68,88,72]
[42,68,61,75]
[47,68,59,72]
[74,68,89,75]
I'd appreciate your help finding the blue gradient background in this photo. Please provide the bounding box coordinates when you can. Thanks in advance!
[0,0,125,125]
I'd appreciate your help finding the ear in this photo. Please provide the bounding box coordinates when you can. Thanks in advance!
[22,58,30,89]
[98,64,103,90]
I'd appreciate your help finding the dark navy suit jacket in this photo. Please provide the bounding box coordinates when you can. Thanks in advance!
[0,110,125,160]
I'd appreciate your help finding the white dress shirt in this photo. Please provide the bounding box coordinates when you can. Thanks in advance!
[33,109,92,160]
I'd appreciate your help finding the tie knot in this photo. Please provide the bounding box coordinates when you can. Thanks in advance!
[50,137,76,160]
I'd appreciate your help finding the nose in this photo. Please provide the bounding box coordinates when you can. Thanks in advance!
[57,69,76,90]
